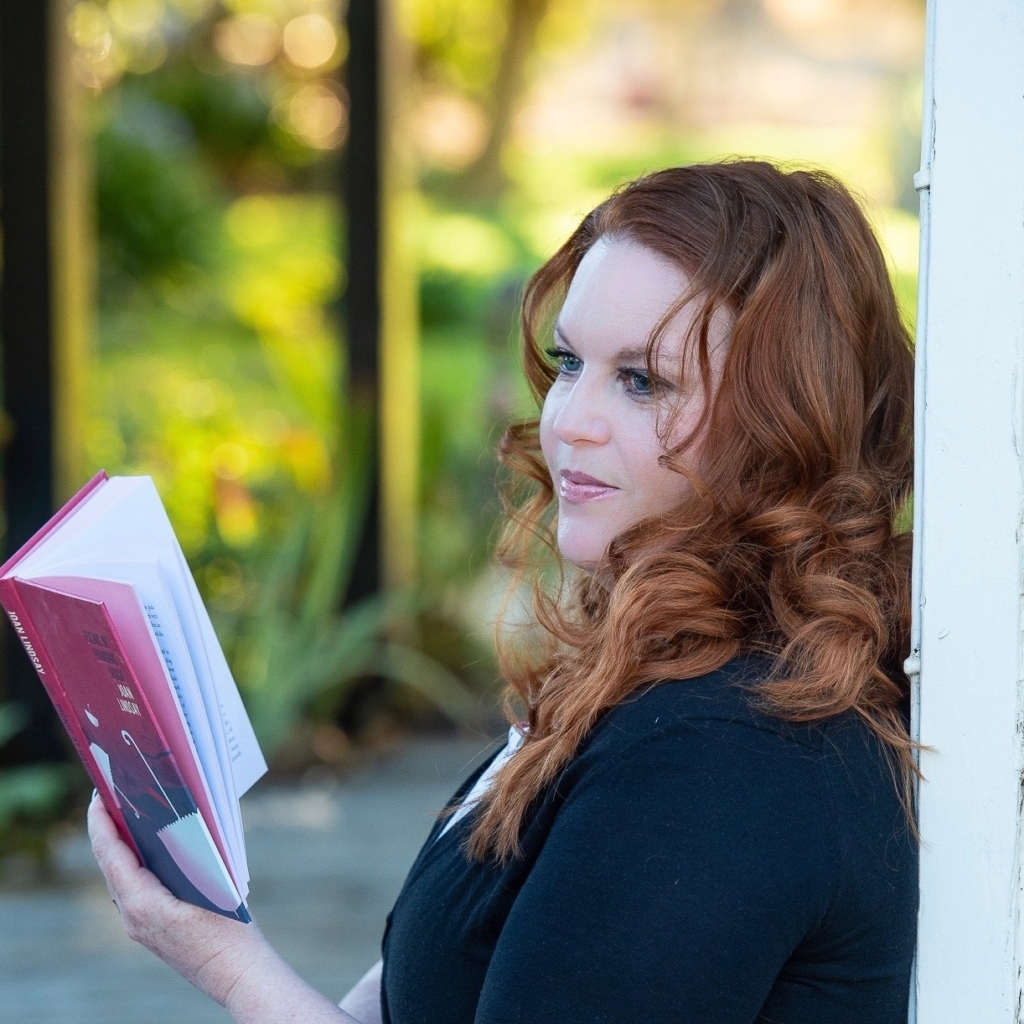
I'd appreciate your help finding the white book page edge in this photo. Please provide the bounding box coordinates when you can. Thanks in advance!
[171,541,266,796]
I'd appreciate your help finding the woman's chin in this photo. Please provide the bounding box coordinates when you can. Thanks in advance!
[556,521,618,577]
[556,541,604,576]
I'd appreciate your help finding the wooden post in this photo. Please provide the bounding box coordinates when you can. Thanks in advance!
[342,0,382,605]
[911,0,1024,1017]
[343,0,419,602]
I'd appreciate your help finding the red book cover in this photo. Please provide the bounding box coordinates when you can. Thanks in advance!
[7,579,249,922]
[31,574,239,892]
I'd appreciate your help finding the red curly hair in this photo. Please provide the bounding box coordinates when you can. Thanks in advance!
[466,160,916,863]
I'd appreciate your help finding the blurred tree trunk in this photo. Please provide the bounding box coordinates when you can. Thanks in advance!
[461,0,551,202]
[342,0,382,605]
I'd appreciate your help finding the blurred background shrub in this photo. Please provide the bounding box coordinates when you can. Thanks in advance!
[0,704,74,871]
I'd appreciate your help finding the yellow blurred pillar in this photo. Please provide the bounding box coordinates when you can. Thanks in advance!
[50,0,92,503]
[379,0,419,591]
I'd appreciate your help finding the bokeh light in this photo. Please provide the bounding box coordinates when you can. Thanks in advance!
[213,13,281,67]
[285,82,348,149]
[107,0,164,38]
[67,1,111,51]
[281,13,342,70]
[415,90,488,170]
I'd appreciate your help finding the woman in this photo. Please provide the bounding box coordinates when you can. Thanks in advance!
[89,160,919,1023]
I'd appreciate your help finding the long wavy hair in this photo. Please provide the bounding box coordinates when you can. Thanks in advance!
[466,160,916,863]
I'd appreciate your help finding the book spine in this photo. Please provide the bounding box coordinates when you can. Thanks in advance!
[0,576,142,859]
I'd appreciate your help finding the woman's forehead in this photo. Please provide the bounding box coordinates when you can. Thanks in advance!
[557,236,730,368]
[559,237,689,336]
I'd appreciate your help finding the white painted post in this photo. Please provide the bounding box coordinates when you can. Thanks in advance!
[911,0,1024,1019]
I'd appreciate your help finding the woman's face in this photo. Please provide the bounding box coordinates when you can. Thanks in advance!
[539,235,730,574]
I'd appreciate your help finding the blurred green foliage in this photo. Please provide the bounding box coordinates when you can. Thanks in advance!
[72,2,502,784]
[140,61,280,174]
[90,196,340,554]
[95,86,222,292]
[0,704,74,868]
[217,467,479,755]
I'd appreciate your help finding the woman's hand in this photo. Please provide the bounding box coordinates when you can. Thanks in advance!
[88,792,364,1022]
[86,791,277,1007]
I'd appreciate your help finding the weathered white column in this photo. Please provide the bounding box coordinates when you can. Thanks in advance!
[912,0,1024,1019]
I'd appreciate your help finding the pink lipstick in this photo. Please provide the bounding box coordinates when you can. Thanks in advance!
[559,470,619,504]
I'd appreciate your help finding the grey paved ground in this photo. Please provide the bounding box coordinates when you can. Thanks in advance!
[0,735,500,1023]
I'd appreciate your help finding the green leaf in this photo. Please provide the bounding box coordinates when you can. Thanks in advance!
[256,504,314,623]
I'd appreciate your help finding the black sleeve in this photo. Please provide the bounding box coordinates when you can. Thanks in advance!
[473,722,839,1024]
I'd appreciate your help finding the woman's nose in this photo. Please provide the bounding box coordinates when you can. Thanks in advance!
[552,379,611,446]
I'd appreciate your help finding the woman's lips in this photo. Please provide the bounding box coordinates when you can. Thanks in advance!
[559,470,619,504]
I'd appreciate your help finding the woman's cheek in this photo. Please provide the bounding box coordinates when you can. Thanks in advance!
[648,464,694,514]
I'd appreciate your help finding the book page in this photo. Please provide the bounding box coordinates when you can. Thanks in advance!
[170,542,266,796]
[10,476,124,577]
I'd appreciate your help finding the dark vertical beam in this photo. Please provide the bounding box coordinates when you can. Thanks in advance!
[0,0,64,762]
[342,0,382,605]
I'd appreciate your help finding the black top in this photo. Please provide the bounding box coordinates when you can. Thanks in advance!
[380,655,918,1024]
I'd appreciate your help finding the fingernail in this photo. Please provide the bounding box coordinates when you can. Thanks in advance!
[91,788,99,801]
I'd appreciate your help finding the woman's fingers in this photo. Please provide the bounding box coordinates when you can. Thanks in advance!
[87,792,180,937]
[87,791,147,897]
[87,791,138,879]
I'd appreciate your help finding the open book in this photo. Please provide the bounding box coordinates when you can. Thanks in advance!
[0,471,267,921]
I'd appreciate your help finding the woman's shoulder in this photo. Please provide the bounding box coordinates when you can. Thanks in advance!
[539,653,915,905]
[565,653,904,817]
[579,652,819,755]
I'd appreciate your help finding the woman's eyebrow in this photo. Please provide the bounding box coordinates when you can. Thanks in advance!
[553,323,648,363]
[614,347,650,364]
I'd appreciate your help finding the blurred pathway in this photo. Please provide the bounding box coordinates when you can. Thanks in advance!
[0,736,498,1024]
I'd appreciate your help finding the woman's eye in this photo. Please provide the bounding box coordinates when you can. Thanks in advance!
[625,371,653,396]
[545,347,581,374]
